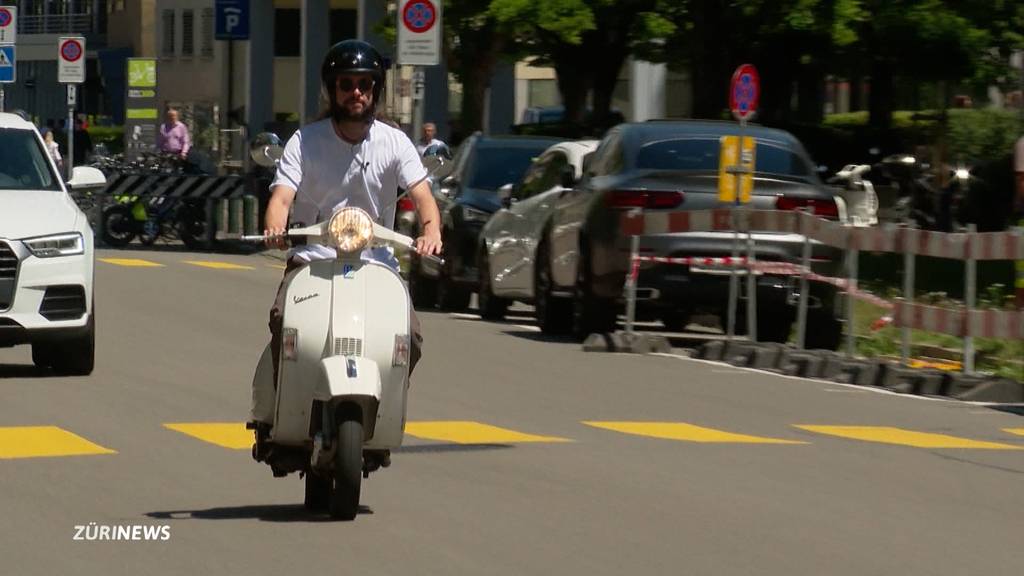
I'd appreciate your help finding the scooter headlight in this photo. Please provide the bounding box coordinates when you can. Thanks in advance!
[329,208,374,253]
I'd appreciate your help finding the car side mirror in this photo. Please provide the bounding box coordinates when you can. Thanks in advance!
[498,183,514,208]
[67,166,107,189]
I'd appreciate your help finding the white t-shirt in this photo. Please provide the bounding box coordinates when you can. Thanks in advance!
[272,119,427,265]
[416,137,446,156]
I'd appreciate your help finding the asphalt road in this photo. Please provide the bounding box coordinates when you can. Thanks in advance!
[2,247,1023,575]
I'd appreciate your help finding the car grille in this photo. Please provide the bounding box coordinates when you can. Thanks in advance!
[0,241,17,310]
[39,285,87,321]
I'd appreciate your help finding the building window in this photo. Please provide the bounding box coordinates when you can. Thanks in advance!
[161,9,176,57]
[200,8,214,58]
[181,10,195,57]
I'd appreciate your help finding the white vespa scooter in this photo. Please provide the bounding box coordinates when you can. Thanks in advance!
[244,135,443,520]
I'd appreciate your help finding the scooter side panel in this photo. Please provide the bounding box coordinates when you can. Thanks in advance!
[329,259,410,449]
[250,343,275,424]
[274,262,335,445]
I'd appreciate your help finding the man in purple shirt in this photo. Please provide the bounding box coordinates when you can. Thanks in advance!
[157,108,191,158]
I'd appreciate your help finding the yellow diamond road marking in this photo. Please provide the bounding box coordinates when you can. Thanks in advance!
[99,257,164,267]
[404,421,571,444]
[164,423,252,449]
[796,426,1024,450]
[1004,428,1024,437]
[184,261,255,270]
[0,426,116,459]
[584,421,806,444]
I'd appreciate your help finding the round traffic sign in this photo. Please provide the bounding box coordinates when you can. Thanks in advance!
[61,39,83,62]
[729,64,760,121]
[401,0,436,33]
[0,8,12,28]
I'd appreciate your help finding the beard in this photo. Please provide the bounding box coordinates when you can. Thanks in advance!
[331,97,375,124]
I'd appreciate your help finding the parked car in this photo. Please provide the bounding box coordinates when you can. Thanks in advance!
[476,139,599,321]
[407,133,560,310]
[0,112,107,374]
[540,120,845,347]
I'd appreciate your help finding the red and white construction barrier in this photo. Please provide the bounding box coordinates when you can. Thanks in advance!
[620,209,1024,261]
[620,207,1023,373]
[630,255,895,310]
[893,302,1024,340]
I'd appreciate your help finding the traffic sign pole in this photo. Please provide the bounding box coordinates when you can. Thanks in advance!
[725,63,761,343]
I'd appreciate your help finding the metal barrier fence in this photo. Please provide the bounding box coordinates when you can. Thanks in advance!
[87,172,263,246]
[621,208,1024,374]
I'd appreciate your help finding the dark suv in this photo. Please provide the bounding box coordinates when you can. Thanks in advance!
[407,133,559,310]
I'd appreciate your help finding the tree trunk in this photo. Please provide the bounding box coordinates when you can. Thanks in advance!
[796,61,825,124]
[868,58,894,130]
[849,75,863,111]
[591,47,628,127]
[458,63,490,136]
[552,45,592,125]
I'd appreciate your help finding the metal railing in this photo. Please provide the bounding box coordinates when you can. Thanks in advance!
[19,13,95,35]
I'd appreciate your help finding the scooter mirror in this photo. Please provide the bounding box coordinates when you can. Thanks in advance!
[422,155,445,175]
[250,132,284,167]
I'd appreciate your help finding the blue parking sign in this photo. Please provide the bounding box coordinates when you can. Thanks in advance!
[0,45,15,83]
[215,0,249,40]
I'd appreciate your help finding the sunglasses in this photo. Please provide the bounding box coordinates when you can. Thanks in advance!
[337,77,375,93]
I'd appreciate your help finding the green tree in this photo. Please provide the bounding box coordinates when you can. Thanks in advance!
[490,0,678,125]
[378,1,515,135]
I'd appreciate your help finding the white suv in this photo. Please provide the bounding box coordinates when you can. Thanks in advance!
[0,112,106,375]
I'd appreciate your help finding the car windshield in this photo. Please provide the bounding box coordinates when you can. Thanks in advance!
[0,128,61,191]
[634,137,813,179]
[466,145,550,192]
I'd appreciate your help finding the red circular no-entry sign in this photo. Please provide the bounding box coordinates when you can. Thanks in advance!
[729,64,760,121]
[401,0,437,34]
[60,38,83,62]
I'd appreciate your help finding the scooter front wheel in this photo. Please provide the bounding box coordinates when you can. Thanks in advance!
[329,413,363,520]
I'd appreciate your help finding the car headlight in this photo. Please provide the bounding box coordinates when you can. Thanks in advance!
[329,207,374,253]
[23,233,85,258]
[462,205,491,223]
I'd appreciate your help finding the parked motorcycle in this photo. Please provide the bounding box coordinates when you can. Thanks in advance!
[244,136,444,520]
[100,196,207,248]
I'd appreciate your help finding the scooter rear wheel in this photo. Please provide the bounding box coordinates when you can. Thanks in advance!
[329,415,363,520]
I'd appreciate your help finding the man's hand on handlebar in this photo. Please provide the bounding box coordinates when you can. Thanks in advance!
[415,228,442,257]
[264,227,289,250]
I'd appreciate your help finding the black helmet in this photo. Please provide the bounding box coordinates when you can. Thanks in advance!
[321,39,386,103]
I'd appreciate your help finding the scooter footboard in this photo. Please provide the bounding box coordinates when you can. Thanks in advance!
[316,356,381,439]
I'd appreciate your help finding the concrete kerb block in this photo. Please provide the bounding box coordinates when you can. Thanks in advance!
[581,331,672,354]
[695,341,726,361]
[831,358,880,387]
[782,351,823,378]
[724,343,757,367]
[746,343,791,370]
[952,376,1024,403]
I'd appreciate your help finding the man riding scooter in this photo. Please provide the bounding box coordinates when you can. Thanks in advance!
[250,39,442,432]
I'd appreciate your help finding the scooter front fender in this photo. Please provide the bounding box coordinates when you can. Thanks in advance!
[316,356,382,438]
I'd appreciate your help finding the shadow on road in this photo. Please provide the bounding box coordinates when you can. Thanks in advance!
[500,330,577,345]
[395,443,513,454]
[0,364,68,379]
[146,504,373,523]
[98,241,266,256]
[988,404,1024,418]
